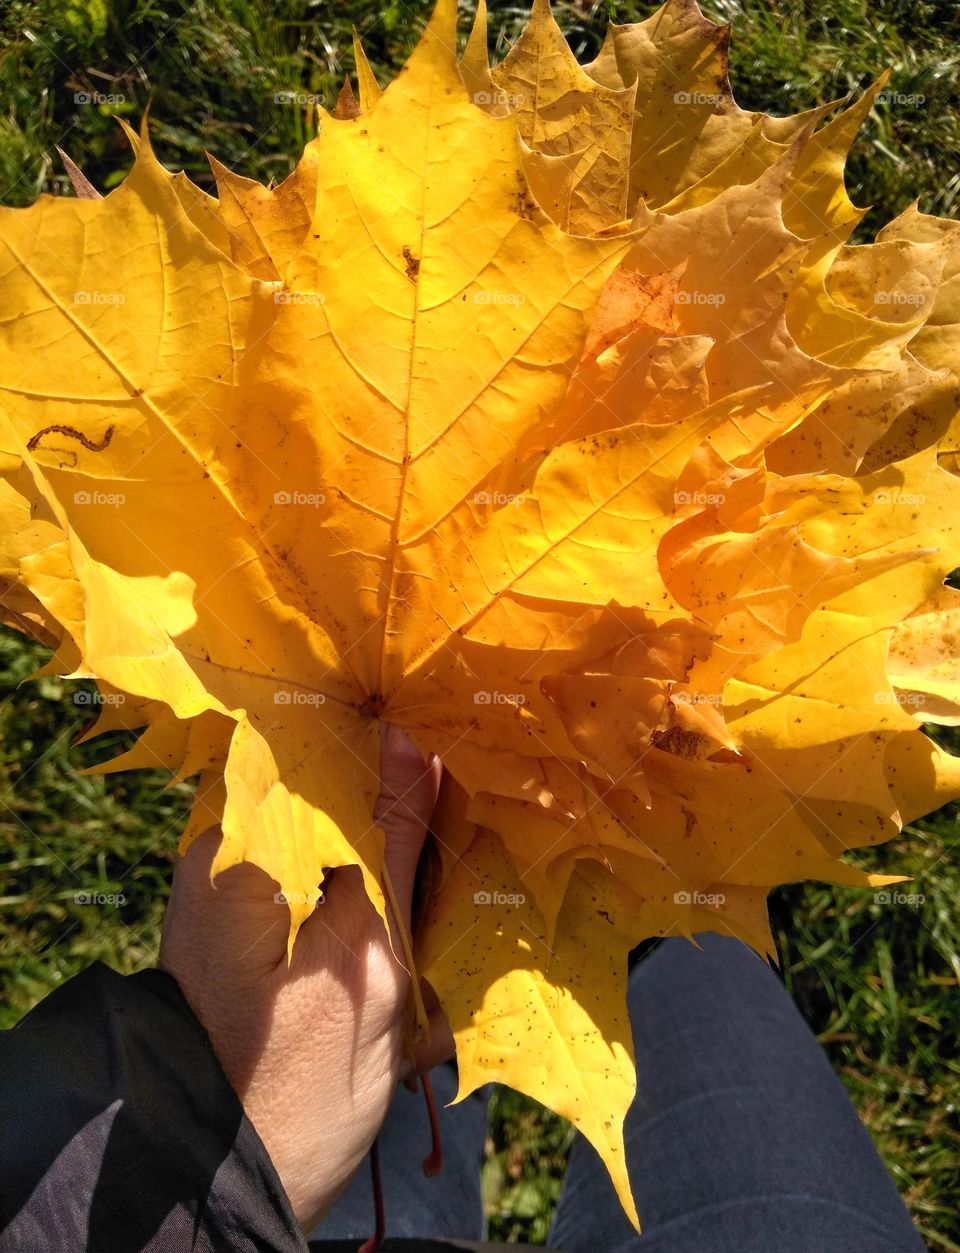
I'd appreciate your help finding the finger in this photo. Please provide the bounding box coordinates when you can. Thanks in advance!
[377,722,442,913]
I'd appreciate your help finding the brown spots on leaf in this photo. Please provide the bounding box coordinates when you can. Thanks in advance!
[514,189,538,220]
[403,245,420,282]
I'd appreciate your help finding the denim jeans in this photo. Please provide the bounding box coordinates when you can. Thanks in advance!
[313,933,925,1251]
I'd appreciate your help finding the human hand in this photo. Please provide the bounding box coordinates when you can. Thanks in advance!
[159,723,452,1232]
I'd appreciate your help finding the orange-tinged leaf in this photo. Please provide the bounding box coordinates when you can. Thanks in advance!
[589,0,828,213]
[208,148,318,280]
[334,77,362,121]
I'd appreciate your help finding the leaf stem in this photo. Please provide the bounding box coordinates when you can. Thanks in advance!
[357,1137,384,1253]
[381,861,429,1034]
[420,1071,443,1178]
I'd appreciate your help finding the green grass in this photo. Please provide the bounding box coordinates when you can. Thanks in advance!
[2,0,959,234]
[2,0,960,1246]
[0,630,190,1028]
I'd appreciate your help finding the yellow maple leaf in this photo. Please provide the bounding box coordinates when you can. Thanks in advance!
[2,0,960,1230]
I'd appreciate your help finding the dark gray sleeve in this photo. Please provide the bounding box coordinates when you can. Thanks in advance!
[0,961,306,1253]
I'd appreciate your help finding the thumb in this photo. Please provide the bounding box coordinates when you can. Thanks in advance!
[376,723,441,917]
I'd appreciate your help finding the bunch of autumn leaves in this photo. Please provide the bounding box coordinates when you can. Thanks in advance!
[2,0,960,1224]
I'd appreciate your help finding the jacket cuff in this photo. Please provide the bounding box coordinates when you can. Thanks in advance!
[0,961,306,1252]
